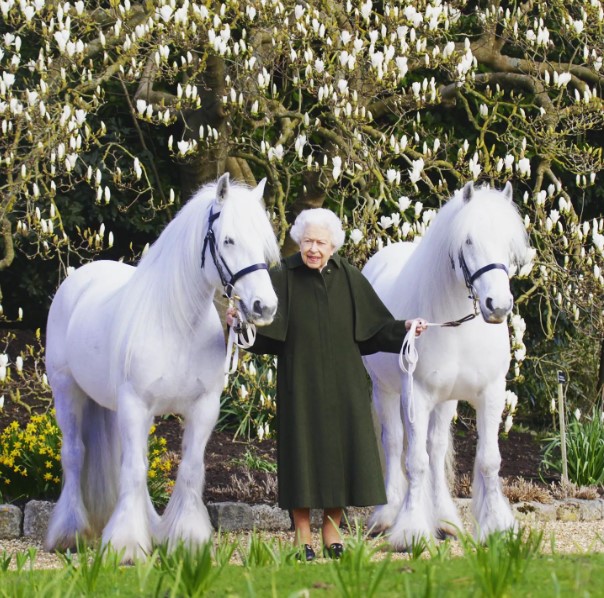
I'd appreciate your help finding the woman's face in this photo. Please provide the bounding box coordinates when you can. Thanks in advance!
[300,224,335,270]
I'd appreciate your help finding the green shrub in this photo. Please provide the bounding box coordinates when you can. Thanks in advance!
[220,352,277,440]
[541,407,604,486]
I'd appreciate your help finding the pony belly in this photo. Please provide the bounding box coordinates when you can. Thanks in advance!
[65,308,119,410]
[123,331,226,413]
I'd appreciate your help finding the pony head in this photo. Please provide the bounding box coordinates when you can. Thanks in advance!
[449,182,530,324]
[203,173,280,325]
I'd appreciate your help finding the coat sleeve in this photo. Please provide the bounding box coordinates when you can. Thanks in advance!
[243,263,288,356]
[343,260,407,355]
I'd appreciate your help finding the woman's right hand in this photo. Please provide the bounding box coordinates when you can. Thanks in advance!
[226,306,237,327]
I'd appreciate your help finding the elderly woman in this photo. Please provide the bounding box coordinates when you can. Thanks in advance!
[230,208,426,561]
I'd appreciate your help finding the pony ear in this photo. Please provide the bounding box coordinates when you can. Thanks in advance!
[502,181,513,202]
[254,177,267,201]
[216,172,230,204]
[462,181,474,203]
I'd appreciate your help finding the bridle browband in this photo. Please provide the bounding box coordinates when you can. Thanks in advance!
[200,206,268,299]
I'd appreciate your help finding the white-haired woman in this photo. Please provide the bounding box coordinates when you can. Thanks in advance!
[229,208,426,561]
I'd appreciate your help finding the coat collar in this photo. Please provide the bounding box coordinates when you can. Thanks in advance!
[285,252,342,270]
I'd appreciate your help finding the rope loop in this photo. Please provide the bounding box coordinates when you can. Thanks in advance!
[224,308,257,385]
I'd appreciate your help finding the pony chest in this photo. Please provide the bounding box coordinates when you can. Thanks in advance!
[418,329,509,393]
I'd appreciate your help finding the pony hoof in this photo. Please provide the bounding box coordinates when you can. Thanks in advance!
[436,528,457,541]
[367,528,387,539]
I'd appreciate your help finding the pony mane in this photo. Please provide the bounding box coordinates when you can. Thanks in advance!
[402,184,529,317]
[111,179,280,382]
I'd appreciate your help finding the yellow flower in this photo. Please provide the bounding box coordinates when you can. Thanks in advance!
[45,461,53,469]
[44,473,53,481]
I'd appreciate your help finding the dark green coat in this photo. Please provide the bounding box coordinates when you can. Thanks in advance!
[249,252,407,509]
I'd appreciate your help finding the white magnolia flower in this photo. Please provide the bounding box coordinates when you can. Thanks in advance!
[517,157,531,177]
[574,408,581,421]
[386,168,400,184]
[15,356,23,373]
[379,215,393,229]
[408,158,424,183]
[349,229,364,245]
[504,414,513,434]
[505,390,518,412]
[0,395,4,410]
[398,196,411,212]
[556,72,572,87]
[510,313,526,334]
[332,156,342,181]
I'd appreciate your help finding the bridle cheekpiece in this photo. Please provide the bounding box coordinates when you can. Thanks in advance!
[456,249,509,314]
[201,206,268,299]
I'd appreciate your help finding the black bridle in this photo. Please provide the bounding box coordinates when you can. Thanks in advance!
[457,250,508,302]
[200,207,268,299]
[443,250,508,326]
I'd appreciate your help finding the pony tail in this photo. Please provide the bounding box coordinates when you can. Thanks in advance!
[81,399,120,534]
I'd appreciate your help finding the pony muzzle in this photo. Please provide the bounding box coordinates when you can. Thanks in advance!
[481,295,513,323]
[239,298,277,326]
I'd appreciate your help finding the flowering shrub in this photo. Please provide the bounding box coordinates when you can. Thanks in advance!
[0,410,62,502]
[220,353,277,440]
[147,424,175,508]
[0,411,175,506]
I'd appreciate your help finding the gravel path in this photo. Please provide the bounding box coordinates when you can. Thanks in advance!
[2,519,603,570]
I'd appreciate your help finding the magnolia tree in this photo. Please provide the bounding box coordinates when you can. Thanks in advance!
[1,0,603,418]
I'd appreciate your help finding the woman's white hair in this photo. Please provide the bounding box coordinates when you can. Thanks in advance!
[290,208,346,251]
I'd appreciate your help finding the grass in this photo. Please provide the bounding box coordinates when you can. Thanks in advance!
[1,530,603,597]
[231,448,277,473]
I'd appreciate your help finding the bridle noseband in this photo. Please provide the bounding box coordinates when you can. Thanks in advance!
[455,249,509,309]
[200,206,268,298]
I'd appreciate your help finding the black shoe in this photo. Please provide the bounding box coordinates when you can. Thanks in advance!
[323,543,344,559]
[296,544,315,562]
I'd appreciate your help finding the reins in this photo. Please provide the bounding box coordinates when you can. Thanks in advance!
[399,251,508,424]
[200,205,268,378]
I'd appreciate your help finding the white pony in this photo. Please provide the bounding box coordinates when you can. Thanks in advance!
[44,173,280,561]
[362,182,530,550]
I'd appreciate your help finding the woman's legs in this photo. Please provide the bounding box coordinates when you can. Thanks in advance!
[292,508,312,545]
[292,507,344,549]
[322,507,343,546]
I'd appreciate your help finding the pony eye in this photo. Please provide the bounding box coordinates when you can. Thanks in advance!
[465,238,473,246]
[224,237,235,246]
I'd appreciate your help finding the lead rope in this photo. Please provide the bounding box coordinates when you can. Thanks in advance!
[398,320,423,425]
[398,309,479,424]
[224,301,257,386]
